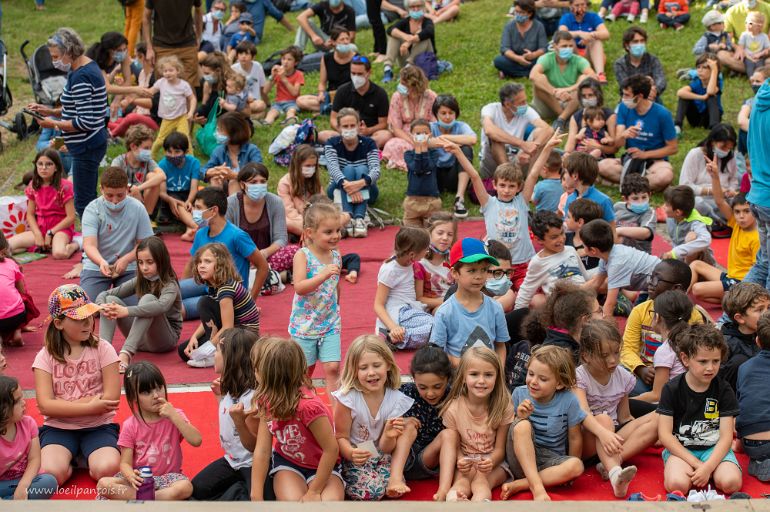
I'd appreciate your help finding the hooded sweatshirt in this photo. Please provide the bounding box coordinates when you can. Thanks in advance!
[665,209,715,263]
[748,79,770,208]
[719,321,759,390]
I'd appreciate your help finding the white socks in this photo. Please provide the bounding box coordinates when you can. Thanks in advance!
[608,465,638,498]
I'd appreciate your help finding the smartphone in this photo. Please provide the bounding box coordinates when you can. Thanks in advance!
[52,137,64,150]
[22,108,45,120]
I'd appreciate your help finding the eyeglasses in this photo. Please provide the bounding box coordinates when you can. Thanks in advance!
[648,274,677,287]
[352,54,370,64]
[488,269,514,279]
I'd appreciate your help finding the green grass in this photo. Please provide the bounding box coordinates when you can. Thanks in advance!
[0,0,755,215]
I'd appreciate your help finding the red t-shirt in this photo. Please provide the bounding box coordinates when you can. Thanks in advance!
[275,70,305,103]
[268,391,332,469]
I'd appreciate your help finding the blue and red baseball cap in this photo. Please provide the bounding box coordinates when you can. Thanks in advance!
[449,238,499,267]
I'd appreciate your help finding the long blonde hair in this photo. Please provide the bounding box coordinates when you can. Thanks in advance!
[252,337,311,420]
[440,346,511,428]
[288,144,321,200]
[338,335,401,394]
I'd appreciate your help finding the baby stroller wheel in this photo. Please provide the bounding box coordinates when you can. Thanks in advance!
[13,112,27,140]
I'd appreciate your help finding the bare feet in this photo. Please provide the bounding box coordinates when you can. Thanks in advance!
[5,329,24,347]
[63,262,83,279]
[446,490,468,501]
[433,489,450,501]
[500,480,528,500]
[386,480,410,498]
[21,325,38,333]
[181,228,196,242]
[345,271,358,284]
[533,489,551,501]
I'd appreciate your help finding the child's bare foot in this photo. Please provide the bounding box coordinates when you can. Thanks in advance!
[345,271,358,284]
[500,480,527,500]
[533,489,551,501]
[446,490,467,501]
[433,488,450,501]
[63,262,83,279]
[6,329,24,347]
[21,325,38,333]
[181,228,196,242]
[386,480,410,498]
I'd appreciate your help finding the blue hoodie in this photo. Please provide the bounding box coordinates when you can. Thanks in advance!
[748,79,770,208]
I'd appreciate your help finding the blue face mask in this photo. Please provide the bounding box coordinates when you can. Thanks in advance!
[486,275,512,296]
[409,9,424,19]
[329,0,342,6]
[246,183,268,201]
[132,58,142,68]
[104,197,127,212]
[212,9,225,19]
[714,147,730,159]
[214,131,228,145]
[628,201,650,215]
[629,43,646,58]
[114,50,127,63]
[515,105,528,117]
[192,208,211,227]
[145,273,161,282]
[437,119,456,130]
[336,43,353,53]
[396,83,408,95]
[430,243,449,256]
[203,74,217,84]
[136,148,153,162]
[514,14,529,23]
[558,47,574,60]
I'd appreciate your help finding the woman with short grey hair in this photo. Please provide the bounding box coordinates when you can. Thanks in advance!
[28,27,109,218]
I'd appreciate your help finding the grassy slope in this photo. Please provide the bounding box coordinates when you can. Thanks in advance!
[0,0,754,214]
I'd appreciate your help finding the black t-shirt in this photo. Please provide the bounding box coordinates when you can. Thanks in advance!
[565,232,600,271]
[146,0,201,48]
[332,81,390,127]
[401,382,448,453]
[657,373,739,451]
[312,1,357,33]
[323,52,351,91]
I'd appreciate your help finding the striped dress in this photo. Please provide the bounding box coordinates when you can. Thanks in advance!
[59,60,109,155]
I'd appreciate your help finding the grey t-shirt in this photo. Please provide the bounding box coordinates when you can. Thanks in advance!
[111,153,159,186]
[599,243,661,292]
[481,194,536,265]
[614,202,656,254]
[81,196,154,272]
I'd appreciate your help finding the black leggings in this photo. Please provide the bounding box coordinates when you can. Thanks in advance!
[367,0,387,54]
[191,456,275,501]
[436,145,474,195]
[177,296,221,362]
[0,310,26,340]
[675,96,721,130]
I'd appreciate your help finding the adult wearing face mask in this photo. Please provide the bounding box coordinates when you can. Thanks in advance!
[564,78,618,179]
[382,65,437,171]
[679,124,740,227]
[79,167,153,305]
[225,164,296,273]
[296,28,355,115]
[203,112,263,195]
[382,0,437,83]
[530,30,595,132]
[494,0,548,79]
[612,27,666,103]
[180,187,269,320]
[86,32,139,100]
[558,0,610,83]
[723,0,770,73]
[199,0,227,59]
[295,0,357,52]
[612,75,677,192]
[324,107,381,238]
[27,28,110,219]
[479,82,553,179]
[320,54,392,148]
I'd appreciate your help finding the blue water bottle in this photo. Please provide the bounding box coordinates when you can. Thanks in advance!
[135,466,155,501]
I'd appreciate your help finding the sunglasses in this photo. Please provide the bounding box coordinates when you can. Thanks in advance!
[352,54,370,64]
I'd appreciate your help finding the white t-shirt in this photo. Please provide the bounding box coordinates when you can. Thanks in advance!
[481,194,536,264]
[331,388,413,448]
[514,246,587,309]
[219,390,255,469]
[480,102,541,158]
[232,61,267,101]
[376,258,423,332]
[598,244,661,291]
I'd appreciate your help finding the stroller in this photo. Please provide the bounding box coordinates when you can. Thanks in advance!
[20,39,67,108]
[0,39,30,145]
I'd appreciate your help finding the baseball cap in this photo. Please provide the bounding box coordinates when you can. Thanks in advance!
[701,10,724,27]
[48,284,101,320]
[449,238,499,267]
[239,12,254,23]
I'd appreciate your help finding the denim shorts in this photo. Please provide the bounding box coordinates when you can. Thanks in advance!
[39,423,119,458]
[404,446,439,480]
[271,100,297,114]
[662,446,741,470]
[294,332,341,365]
[720,272,741,291]
[269,451,344,486]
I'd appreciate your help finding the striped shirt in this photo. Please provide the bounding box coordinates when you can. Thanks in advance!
[323,135,380,186]
[212,280,260,332]
[59,61,108,154]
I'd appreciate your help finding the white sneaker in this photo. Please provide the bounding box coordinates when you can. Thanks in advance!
[627,13,635,22]
[639,10,648,22]
[606,13,616,21]
[343,220,354,237]
[353,218,368,238]
[187,356,215,368]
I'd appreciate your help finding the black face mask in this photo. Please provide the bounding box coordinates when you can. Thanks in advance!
[167,155,185,167]
[753,84,762,94]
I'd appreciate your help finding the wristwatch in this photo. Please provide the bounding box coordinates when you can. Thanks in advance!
[46,230,54,237]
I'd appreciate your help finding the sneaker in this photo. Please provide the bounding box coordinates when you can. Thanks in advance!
[749,458,770,481]
[343,220,354,237]
[627,13,635,22]
[353,218,368,238]
[675,125,682,138]
[382,67,394,83]
[639,10,648,22]
[187,356,215,368]
[675,23,684,30]
[596,72,608,84]
[676,67,692,80]
[605,13,616,21]
[551,118,566,132]
[454,196,468,218]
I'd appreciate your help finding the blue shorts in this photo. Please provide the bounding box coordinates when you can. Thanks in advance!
[39,423,119,458]
[294,332,341,365]
[269,451,344,486]
[662,446,741,470]
[271,100,297,114]
[720,272,741,291]
[404,445,439,480]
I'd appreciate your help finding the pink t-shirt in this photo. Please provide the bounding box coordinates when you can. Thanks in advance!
[576,364,636,424]
[155,77,193,120]
[24,179,75,236]
[275,70,304,102]
[268,391,331,470]
[0,258,23,319]
[653,341,686,380]
[442,395,515,456]
[118,409,188,475]
[0,416,38,480]
[32,339,120,429]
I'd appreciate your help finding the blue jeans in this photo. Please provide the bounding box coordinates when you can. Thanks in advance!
[326,164,379,219]
[0,473,58,499]
[493,55,534,78]
[71,139,107,218]
[246,0,285,43]
[631,375,652,396]
[179,278,208,320]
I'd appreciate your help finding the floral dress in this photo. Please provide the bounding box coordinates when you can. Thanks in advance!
[288,247,341,338]
[381,89,437,171]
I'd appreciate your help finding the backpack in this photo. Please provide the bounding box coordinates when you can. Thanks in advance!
[272,118,317,166]
[414,51,439,80]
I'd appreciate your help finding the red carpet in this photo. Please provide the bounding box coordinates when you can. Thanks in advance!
[28,390,770,501]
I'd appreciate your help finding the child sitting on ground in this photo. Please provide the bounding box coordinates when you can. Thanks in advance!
[662,185,715,264]
[231,41,267,118]
[581,219,661,318]
[607,0,640,23]
[514,210,588,310]
[657,323,742,495]
[227,12,257,61]
[111,125,167,217]
[575,107,614,160]
[738,11,770,77]
[402,119,442,228]
[690,158,758,303]
[157,131,200,242]
[532,149,564,213]
[614,173,656,254]
[219,73,250,114]
[262,46,304,126]
[565,198,603,275]
[675,53,722,135]
[737,313,770,482]
[718,282,770,389]
[693,10,732,57]
[656,0,690,30]
[562,152,616,226]
[557,169,576,217]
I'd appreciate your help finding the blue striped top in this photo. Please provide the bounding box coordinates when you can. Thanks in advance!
[323,135,380,186]
[59,60,109,155]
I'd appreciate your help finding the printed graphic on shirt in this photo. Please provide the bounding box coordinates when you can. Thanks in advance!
[496,206,522,248]
[549,261,583,280]
[273,422,308,464]
[135,438,176,467]
[462,326,493,355]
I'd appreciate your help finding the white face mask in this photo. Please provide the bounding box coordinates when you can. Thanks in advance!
[301,166,316,178]
[413,133,429,143]
[341,128,357,140]
[350,74,367,89]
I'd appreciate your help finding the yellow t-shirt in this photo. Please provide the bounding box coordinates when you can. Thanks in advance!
[727,217,760,280]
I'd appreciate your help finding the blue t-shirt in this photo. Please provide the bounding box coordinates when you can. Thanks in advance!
[190,221,257,285]
[159,155,202,192]
[429,121,476,168]
[481,194,536,264]
[563,185,616,223]
[689,75,723,114]
[616,102,677,153]
[229,31,257,48]
[533,178,563,212]
[511,386,586,455]
[558,11,603,48]
[430,295,510,358]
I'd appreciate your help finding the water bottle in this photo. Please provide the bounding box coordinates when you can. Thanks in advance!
[135,466,155,501]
